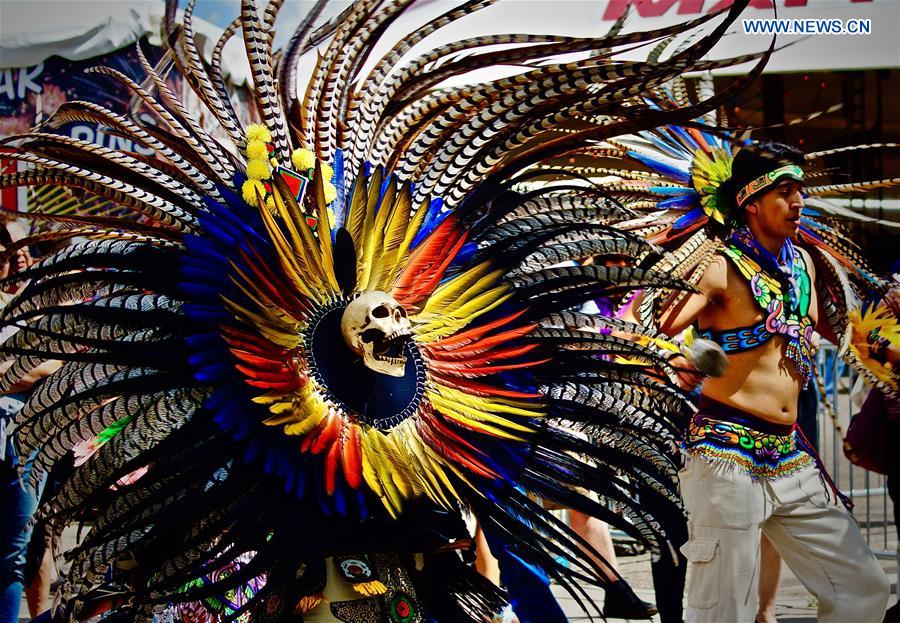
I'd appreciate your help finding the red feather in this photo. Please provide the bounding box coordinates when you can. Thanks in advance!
[341,425,362,489]
[325,419,344,495]
[230,350,289,370]
[416,415,497,478]
[429,310,528,350]
[238,245,310,318]
[439,324,538,357]
[300,410,331,453]
[310,411,341,455]
[234,364,294,381]
[392,218,467,307]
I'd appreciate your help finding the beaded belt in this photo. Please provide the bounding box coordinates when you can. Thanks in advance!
[685,397,813,481]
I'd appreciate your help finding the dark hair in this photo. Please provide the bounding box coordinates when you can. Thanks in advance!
[724,141,805,218]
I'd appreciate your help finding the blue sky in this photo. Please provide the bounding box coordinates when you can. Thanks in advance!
[190,0,241,28]
[190,0,313,47]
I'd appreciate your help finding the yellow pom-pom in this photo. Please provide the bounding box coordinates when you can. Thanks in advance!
[320,162,334,182]
[327,207,336,229]
[324,182,337,205]
[245,123,271,144]
[291,148,316,172]
[246,159,270,181]
[241,179,266,205]
[245,140,268,160]
[266,195,277,214]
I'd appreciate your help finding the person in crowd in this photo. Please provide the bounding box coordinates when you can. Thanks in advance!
[0,219,62,621]
[878,274,900,623]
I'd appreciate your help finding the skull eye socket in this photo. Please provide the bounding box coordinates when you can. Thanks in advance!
[371,304,389,319]
[360,329,382,344]
[397,306,408,318]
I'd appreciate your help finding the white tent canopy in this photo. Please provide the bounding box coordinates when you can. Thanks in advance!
[0,0,251,84]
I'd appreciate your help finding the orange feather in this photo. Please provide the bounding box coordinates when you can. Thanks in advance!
[341,425,362,489]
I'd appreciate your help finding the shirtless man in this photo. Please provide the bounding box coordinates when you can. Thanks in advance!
[656,142,889,623]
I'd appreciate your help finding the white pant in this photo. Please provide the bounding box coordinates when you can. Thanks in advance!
[680,456,889,623]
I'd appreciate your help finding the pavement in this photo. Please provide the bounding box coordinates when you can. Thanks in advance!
[550,546,897,622]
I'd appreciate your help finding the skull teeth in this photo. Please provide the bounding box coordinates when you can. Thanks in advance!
[384,329,411,342]
[374,354,406,365]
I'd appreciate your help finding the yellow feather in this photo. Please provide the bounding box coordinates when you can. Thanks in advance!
[360,431,385,498]
[256,191,321,302]
[428,393,534,437]
[374,430,417,498]
[356,167,383,289]
[416,290,513,341]
[363,428,404,517]
[251,393,289,405]
[312,163,340,293]
[434,385,543,418]
[221,297,300,349]
[345,172,369,257]
[366,180,399,289]
[281,401,327,436]
[389,197,431,286]
[405,433,453,508]
[421,263,495,315]
[375,182,412,290]
[271,186,333,299]
[269,187,320,285]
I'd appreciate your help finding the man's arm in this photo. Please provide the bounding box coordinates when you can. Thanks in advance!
[648,255,728,337]
[624,255,728,388]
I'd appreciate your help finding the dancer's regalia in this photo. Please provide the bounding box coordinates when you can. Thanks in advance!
[544,72,900,397]
[0,1,775,621]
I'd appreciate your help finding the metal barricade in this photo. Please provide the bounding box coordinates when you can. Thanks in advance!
[816,344,895,560]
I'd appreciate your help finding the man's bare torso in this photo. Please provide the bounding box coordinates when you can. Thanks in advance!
[696,250,818,425]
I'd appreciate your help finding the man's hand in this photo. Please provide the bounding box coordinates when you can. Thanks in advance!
[886,284,900,317]
[670,354,705,391]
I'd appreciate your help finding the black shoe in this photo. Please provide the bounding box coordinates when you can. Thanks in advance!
[884,601,900,623]
[603,580,658,620]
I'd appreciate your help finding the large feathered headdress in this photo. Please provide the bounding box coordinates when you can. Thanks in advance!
[0,1,767,620]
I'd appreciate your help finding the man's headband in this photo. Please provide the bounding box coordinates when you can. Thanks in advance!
[736,164,805,207]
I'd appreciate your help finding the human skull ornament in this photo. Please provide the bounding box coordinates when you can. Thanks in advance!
[340,291,411,377]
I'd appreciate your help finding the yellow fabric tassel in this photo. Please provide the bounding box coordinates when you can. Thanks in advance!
[295,593,326,614]
[351,580,388,597]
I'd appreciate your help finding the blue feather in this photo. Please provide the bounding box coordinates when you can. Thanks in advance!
[648,186,692,195]
[449,242,478,268]
[626,151,690,184]
[211,399,242,429]
[188,346,228,368]
[668,125,699,151]
[639,130,688,160]
[205,385,240,412]
[245,435,265,464]
[194,361,234,383]
[182,304,232,324]
[672,206,707,229]
[330,149,346,234]
[412,198,448,248]
[232,413,256,441]
[657,195,700,210]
